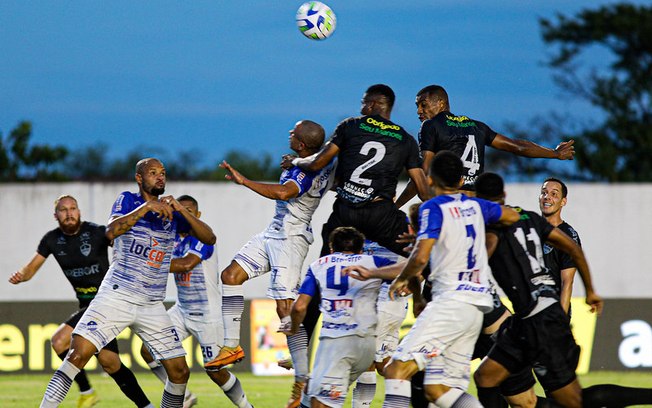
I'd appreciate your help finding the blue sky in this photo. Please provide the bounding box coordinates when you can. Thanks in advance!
[0,1,641,169]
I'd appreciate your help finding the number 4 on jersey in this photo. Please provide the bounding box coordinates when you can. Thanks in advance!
[461,135,480,175]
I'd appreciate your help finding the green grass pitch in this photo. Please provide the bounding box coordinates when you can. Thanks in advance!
[2,371,651,407]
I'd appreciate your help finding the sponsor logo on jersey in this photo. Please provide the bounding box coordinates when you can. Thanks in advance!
[322,298,353,313]
[174,271,192,287]
[445,114,477,128]
[318,386,342,401]
[321,321,359,330]
[455,283,487,293]
[64,264,100,278]
[418,345,441,358]
[114,194,125,212]
[448,205,477,218]
[75,286,98,295]
[128,238,166,268]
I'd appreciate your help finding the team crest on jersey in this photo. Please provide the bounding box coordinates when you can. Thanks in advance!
[543,243,553,254]
[85,321,98,332]
[57,236,66,245]
[80,242,91,257]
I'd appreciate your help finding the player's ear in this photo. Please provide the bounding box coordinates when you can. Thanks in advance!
[135,172,142,185]
[560,196,567,208]
[196,210,202,219]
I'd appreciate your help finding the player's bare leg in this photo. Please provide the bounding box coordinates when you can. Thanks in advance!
[97,349,152,407]
[141,345,197,407]
[159,356,190,408]
[382,360,420,408]
[40,335,98,407]
[207,261,248,370]
[50,323,97,406]
[547,380,583,408]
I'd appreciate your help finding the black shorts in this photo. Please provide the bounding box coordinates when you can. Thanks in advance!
[320,198,410,257]
[65,308,120,354]
[488,303,580,393]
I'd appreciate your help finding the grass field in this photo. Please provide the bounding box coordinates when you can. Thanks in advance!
[3,371,651,407]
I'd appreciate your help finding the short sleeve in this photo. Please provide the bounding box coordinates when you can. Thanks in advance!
[473,197,503,224]
[36,233,52,258]
[285,167,316,196]
[405,135,423,170]
[329,119,350,148]
[418,120,438,153]
[373,256,394,268]
[476,120,498,146]
[417,200,444,240]
[110,192,135,218]
[186,237,214,261]
[298,268,318,297]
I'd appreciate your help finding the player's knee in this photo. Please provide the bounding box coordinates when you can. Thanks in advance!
[221,262,247,285]
[167,361,190,383]
[50,333,69,354]
[424,384,449,402]
[97,352,121,374]
[140,344,154,363]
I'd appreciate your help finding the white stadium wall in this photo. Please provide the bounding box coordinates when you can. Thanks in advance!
[1,181,651,302]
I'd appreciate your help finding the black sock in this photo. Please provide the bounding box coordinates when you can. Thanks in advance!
[410,370,429,408]
[583,384,652,408]
[476,386,507,408]
[109,363,151,408]
[58,350,91,392]
[535,396,564,407]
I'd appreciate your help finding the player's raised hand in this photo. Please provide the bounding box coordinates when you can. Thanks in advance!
[342,265,372,281]
[281,154,296,170]
[586,291,604,315]
[8,271,24,284]
[555,139,575,160]
[220,161,246,185]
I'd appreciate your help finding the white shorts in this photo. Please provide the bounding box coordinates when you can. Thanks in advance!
[391,298,483,390]
[73,293,186,361]
[167,304,223,363]
[375,310,404,363]
[308,336,376,408]
[233,232,310,300]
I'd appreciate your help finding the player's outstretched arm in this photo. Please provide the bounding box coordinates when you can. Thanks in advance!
[170,253,202,273]
[106,200,173,240]
[547,227,603,314]
[343,261,406,281]
[220,160,300,201]
[9,253,46,284]
[163,195,216,245]
[286,142,339,172]
[491,134,575,160]
[498,206,521,225]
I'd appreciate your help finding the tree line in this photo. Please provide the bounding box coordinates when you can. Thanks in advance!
[2,3,650,182]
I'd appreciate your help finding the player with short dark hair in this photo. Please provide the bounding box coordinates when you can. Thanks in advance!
[395,84,575,206]
[39,158,216,408]
[284,83,431,257]
[281,226,393,408]
[473,172,603,408]
[10,195,152,408]
[539,177,577,314]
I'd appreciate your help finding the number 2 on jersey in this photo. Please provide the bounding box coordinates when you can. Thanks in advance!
[350,141,386,186]
[326,265,349,295]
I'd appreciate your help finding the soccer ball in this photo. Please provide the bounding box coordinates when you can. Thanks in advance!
[295,2,337,40]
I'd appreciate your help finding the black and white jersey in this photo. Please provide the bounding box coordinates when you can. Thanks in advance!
[488,207,559,317]
[419,111,497,188]
[37,221,111,307]
[330,114,421,205]
[543,221,581,290]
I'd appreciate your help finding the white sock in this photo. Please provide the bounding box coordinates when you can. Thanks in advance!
[352,371,376,407]
[222,284,244,348]
[382,379,411,408]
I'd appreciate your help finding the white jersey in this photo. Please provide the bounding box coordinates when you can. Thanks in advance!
[172,234,220,319]
[264,159,335,242]
[417,193,502,311]
[299,252,392,338]
[99,191,190,305]
[363,240,408,317]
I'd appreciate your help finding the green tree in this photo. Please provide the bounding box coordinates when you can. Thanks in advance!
[0,121,69,181]
[540,3,652,181]
[203,150,282,181]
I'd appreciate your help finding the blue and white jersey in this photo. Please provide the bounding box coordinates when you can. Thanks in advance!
[99,191,190,305]
[417,193,502,311]
[363,240,408,317]
[299,252,392,338]
[264,159,335,242]
[172,234,220,319]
